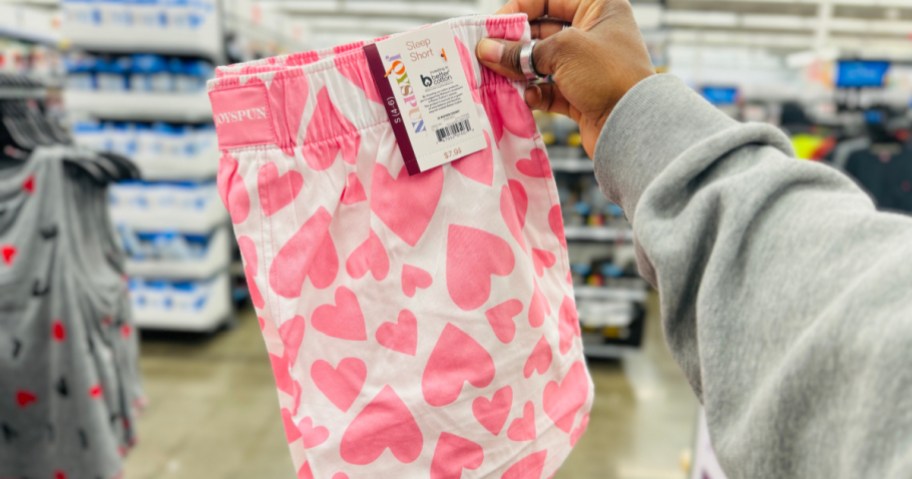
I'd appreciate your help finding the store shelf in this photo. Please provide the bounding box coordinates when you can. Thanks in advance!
[125,226,230,280]
[111,198,227,235]
[0,4,60,47]
[579,298,636,328]
[580,334,630,360]
[575,285,648,302]
[550,158,593,173]
[564,226,634,242]
[64,27,223,61]
[134,147,219,181]
[65,90,212,122]
[133,272,232,332]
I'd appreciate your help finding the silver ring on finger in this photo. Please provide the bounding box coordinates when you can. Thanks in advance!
[519,40,546,83]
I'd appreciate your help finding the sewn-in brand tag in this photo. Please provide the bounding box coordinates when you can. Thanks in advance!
[209,84,276,149]
[364,23,486,175]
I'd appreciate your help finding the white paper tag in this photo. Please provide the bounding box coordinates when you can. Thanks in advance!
[364,23,487,175]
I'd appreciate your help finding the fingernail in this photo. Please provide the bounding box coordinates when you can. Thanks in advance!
[477,39,504,63]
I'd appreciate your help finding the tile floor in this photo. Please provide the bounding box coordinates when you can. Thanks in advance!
[125,295,697,479]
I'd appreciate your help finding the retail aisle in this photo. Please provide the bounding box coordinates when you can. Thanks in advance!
[125,294,697,479]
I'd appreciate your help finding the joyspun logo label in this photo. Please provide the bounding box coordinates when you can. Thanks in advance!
[214,107,268,126]
[384,39,432,134]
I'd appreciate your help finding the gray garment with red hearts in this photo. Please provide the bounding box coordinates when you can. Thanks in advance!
[594,73,912,478]
[0,147,141,479]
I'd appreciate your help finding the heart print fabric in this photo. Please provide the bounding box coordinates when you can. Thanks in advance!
[208,14,593,479]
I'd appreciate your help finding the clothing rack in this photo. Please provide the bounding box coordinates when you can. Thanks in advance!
[0,73,143,479]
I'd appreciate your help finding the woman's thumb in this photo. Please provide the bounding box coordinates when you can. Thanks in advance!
[476,37,558,81]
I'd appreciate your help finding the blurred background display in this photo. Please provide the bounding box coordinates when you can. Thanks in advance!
[1,1,910,478]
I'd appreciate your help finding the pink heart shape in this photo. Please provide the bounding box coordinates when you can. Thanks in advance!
[376,309,418,356]
[498,88,538,140]
[446,225,515,311]
[454,37,481,104]
[524,335,553,378]
[281,408,302,443]
[502,450,547,479]
[297,416,330,449]
[269,207,338,298]
[472,386,512,435]
[340,386,423,465]
[481,88,537,144]
[258,162,304,217]
[509,179,528,228]
[302,87,360,170]
[334,56,381,104]
[451,131,493,186]
[278,315,306,365]
[371,163,444,247]
[311,287,367,341]
[486,17,525,40]
[543,361,589,434]
[311,357,367,412]
[268,71,309,156]
[499,183,527,251]
[297,462,314,479]
[345,230,389,281]
[548,205,567,249]
[422,323,496,407]
[341,172,366,205]
[558,295,580,355]
[430,432,485,479]
[401,264,432,297]
[485,299,523,343]
[237,236,265,309]
[528,281,551,328]
[217,151,250,224]
[570,413,590,447]
[532,248,556,277]
[507,401,537,442]
[516,148,552,178]
[268,353,296,396]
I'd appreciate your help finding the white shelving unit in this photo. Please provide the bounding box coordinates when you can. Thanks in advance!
[65,91,213,123]
[125,226,231,280]
[62,28,224,61]
[550,158,594,173]
[63,0,232,332]
[0,4,60,47]
[133,272,232,332]
[133,146,220,181]
[564,226,634,242]
[110,198,227,235]
[575,285,648,303]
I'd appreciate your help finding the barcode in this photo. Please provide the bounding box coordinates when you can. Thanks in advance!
[435,119,471,142]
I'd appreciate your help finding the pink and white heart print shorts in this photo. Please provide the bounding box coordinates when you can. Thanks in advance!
[208,14,593,479]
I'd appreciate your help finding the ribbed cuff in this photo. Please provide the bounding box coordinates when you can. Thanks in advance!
[593,74,738,221]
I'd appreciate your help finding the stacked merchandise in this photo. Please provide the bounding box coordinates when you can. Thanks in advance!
[537,113,648,357]
[0,74,143,479]
[62,0,235,331]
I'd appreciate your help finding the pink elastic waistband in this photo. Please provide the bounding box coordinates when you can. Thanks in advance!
[207,14,530,151]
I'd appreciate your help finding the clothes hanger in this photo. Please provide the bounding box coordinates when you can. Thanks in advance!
[98,151,142,181]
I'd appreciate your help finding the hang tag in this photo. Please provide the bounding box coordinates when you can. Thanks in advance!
[364,23,486,175]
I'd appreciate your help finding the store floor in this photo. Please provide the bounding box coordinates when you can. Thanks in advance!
[125,294,697,479]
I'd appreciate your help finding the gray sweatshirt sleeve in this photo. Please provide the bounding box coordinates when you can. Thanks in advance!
[593,74,912,479]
